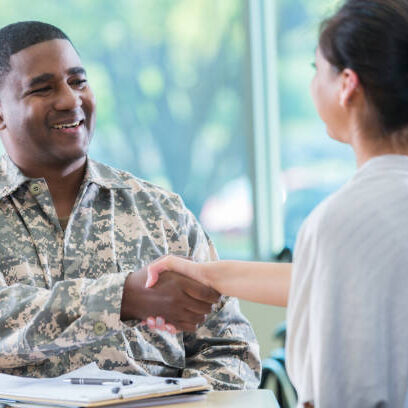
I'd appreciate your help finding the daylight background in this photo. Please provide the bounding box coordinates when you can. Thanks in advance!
[0,0,354,358]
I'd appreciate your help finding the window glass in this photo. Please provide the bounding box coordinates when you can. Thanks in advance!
[0,0,357,258]
[0,0,254,259]
[277,0,355,250]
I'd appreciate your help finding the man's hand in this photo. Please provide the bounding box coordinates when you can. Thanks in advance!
[120,268,220,332]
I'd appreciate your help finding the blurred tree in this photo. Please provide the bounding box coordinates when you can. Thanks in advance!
[0,0,354,255]
[275,0,355,248]
[0,0,249,218]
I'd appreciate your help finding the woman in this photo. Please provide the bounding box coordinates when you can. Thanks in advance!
[146,0,408,406]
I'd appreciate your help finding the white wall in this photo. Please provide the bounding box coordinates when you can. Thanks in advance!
[239,300,286,359]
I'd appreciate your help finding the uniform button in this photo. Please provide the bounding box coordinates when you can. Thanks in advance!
[30,183,42,196]
[94,321,107,336]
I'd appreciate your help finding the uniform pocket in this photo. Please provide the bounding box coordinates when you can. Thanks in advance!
[124,326,185,369]
[0,258,47,288]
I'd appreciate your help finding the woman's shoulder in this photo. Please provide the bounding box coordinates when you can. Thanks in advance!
[302,182,354,231]
[298,174,374,247]
[299,161,406,254]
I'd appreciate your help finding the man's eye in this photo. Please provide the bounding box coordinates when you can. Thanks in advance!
[30,86,52,94]
[72,79,88,88]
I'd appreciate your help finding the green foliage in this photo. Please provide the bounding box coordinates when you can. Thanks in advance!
[0,0,247,219]
[0,0,355,254]
[276,0,355,248]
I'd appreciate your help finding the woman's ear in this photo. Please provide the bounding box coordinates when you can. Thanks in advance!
[339,68,360,107]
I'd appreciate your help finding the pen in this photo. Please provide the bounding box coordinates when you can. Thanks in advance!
[165,379,179,385]
[63,378,133,385]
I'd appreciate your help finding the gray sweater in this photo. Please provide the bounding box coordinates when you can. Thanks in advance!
[287,155,408,407]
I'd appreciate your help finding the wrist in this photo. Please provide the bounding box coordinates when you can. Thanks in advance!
[201,262,214,289]
[120,271,147,321]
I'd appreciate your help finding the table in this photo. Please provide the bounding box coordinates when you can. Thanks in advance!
[155,390,279,408]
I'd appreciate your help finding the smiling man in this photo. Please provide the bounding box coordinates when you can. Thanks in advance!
[0,21,260,389]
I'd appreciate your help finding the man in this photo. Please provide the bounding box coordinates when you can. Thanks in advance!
[0,21,261,389]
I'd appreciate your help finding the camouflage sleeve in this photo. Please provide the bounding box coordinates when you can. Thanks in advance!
[180,209,261,390]
[0,272,129,369]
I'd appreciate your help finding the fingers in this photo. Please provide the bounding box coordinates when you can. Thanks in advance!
[177,322,200,332]
[146,316,166,331]
[155,316,166,330]
[157,308,207,329]
[145,317,179,334]
[146,317,156,329]
[144,311,206,333]
[146,256,176,288]
[145,268,159,288]
[182,280,221,304]
[183,297,213,315]
[146,255,201,288]
[140,269,220,334]
[147,257,219,304]
[180,309,207,325]
[145,257,170,288]
[165,323,177,334]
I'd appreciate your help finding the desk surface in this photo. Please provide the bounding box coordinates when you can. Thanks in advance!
[156,390,279,408]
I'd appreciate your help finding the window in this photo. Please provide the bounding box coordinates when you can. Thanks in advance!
[276,0,355,250]
[0,0,356,259]
[0,0,254,259]
[247,0,355,257]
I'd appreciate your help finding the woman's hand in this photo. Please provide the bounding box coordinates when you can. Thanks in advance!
[147,256,292,307]
[144,316,178,334]
[146,255,209,288]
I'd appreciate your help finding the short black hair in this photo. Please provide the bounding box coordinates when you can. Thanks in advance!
[319,0,408,135]
[0,21,71,87]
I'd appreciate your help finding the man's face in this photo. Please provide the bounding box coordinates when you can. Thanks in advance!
[0,39,96,172]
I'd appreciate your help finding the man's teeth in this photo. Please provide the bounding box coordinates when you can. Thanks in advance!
[52,121,81,129]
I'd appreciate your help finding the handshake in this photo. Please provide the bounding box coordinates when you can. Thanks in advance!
[120,256,219,334]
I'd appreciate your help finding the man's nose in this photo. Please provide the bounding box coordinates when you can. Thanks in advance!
[53,83,82,110]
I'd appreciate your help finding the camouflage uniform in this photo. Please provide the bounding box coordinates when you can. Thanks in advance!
[0,155,261,389]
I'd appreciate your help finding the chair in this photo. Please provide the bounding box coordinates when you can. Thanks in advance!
[259,324,297,407]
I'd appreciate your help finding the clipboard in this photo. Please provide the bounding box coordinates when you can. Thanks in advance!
[0,363,210,408]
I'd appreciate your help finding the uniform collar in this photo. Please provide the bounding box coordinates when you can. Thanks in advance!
[0,155,31,198]
[0,154,130,199]
[85,158,131,190]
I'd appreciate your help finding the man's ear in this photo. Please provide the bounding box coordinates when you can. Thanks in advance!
[0,101,6,131]
[339,68,360,108]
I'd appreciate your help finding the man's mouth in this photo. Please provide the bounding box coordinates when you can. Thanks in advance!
[51,120,84,130]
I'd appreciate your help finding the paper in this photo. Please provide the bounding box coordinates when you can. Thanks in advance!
[0,363,208,407]
[6,394,207,408]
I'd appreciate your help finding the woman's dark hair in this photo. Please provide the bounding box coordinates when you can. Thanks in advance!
[319,0,408,134]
